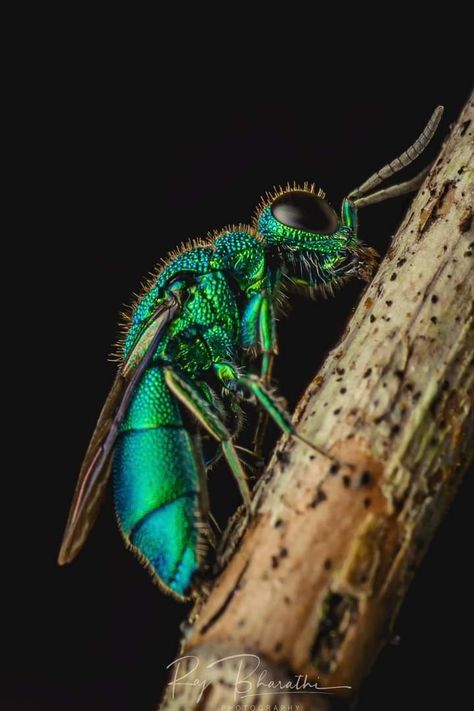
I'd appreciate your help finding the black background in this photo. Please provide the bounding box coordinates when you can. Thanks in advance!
[7,37,473,711]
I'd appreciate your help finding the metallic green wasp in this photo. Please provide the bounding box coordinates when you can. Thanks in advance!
[58,107,443,600]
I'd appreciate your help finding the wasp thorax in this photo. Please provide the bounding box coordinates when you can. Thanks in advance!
[271,191,338,234]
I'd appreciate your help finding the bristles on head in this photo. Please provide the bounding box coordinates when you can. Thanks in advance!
[252,182,326,230]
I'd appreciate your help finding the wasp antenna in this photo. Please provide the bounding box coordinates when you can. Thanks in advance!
[352,164,433,208]
[348,106,444,201]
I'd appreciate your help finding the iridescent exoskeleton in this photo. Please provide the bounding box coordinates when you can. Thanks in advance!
[58,107,443,599]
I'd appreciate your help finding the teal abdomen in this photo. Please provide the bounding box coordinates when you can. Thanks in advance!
[112,365,203,597]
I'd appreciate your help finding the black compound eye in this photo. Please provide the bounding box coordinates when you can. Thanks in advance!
[271,190,338,234]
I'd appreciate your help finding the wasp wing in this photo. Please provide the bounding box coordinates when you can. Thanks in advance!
[58,295,181,565]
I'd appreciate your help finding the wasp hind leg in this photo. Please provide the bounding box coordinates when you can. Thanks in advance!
[163,368,251,511]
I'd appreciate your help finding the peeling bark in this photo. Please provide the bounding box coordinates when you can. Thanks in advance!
[159,94,474,710]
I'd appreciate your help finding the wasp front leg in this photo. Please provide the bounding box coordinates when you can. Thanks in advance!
[242,289,279,454]
[242,288,278,382]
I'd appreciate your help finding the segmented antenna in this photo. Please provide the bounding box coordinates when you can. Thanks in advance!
[351,164,432,208]
[348,106,444,201]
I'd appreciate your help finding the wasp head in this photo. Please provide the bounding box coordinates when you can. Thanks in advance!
[255,184,378,293]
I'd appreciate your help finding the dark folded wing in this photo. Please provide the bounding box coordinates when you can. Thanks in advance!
[58,296,180,565]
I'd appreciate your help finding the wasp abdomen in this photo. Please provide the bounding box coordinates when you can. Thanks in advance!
[112,366,203,598]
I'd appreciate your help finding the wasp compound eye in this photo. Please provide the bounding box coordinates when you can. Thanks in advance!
[271,191,338,234]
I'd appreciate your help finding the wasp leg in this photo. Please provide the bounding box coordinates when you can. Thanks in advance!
[259,292,277,381]
[190,433,217,549]
[223,370,337,464]
[242,290,277,380]
[164,368,251,511]
[242,290,278,455]
[255,293,277,456]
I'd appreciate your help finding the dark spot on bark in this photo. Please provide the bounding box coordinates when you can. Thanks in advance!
[280,547,288,558]
[333,407,341,415]
[330,462,340,475]
[413,490,427,507]
[310,592,359,673]
[459,207,472,233]
[431,294,438,303]
[274,641,283,653]
[396,257,406,267]
[442,380,449,391]
[363,368,372,378]
[465,250,473,257]
[336,367,345,375]
[460,119,471,136]
[359,471,372,487]
[390,272,397,281]
[443,244,448,251]
[324,558,332,571]
[271,555,280,569]
[431,316,438,324]
[310,489,327,508]
[237,618,246,627]
[284,596,291,605]
[457,166,465,174]
[276,450,290,465]
[391,424,401,435]
[274,518,284,528]
[395,369,404,378]
[340,387,347,394]
[363,497,371,508]
[342,475,351,488]
[309,454,316,460]
[317,660,331,674]
[385,299,393,307]
[413,391,421,401]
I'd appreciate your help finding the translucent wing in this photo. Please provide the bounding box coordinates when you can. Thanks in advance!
[58,295,181,565]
